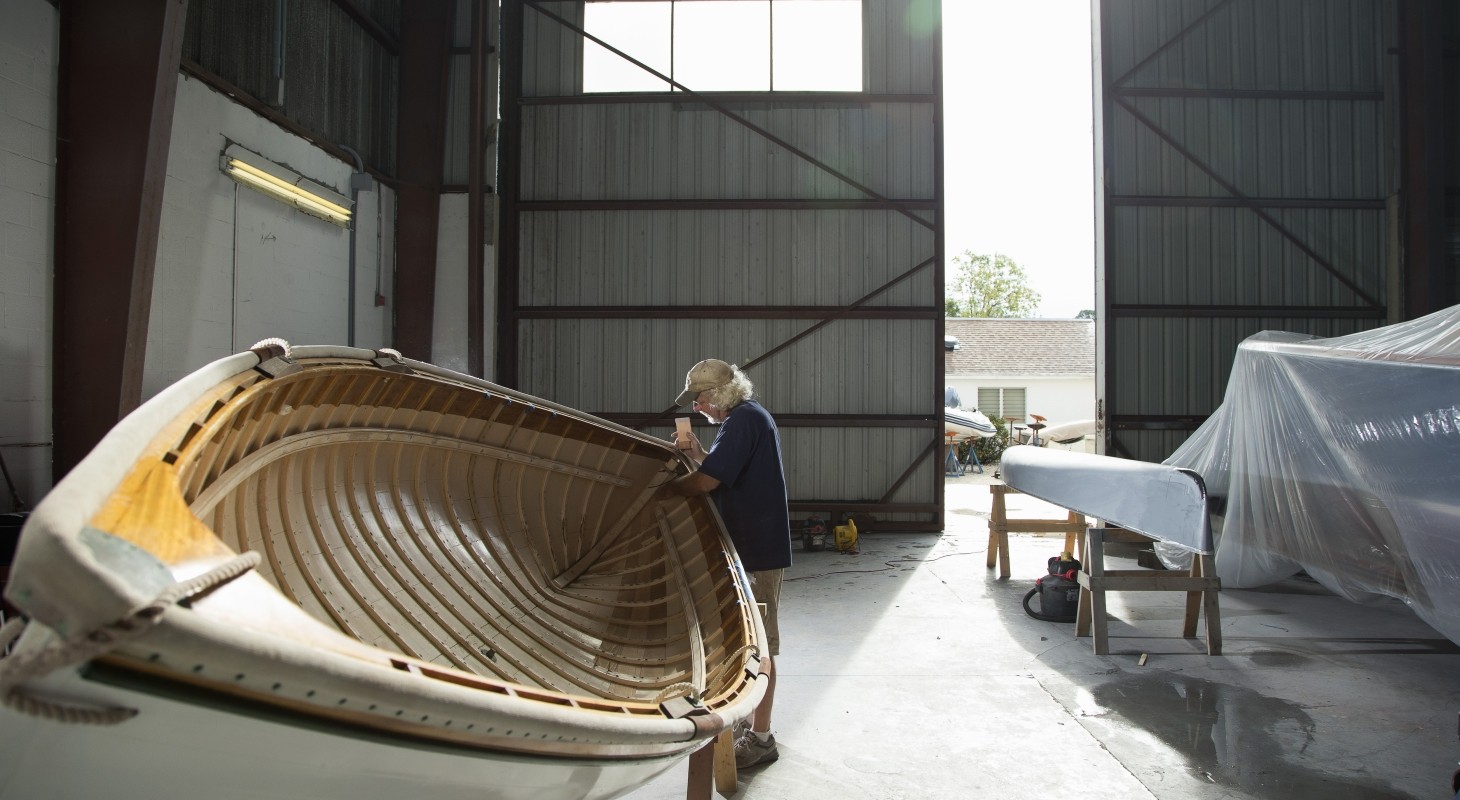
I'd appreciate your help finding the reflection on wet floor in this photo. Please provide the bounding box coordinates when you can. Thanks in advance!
[1091,673,1412,799]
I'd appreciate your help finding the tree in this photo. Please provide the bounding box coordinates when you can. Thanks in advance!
[1076,309,1096,320]
[944,251,1041,317]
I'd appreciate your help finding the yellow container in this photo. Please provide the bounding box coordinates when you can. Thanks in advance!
[833,519,858,552]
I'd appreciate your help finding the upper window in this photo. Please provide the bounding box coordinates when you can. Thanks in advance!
[583,0,863,94]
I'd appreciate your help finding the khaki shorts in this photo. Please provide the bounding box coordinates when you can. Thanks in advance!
[747,569,783,657]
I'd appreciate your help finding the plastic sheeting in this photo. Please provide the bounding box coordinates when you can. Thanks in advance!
[1158,305,1460,644]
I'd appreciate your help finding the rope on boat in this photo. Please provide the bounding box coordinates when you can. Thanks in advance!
[649,642,762,707]
[0,551,262,725]
[651,682,700,704]
[248,337,292,360]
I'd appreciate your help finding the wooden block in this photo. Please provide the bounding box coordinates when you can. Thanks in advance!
[713,730,737,793]
[686,740,715,800]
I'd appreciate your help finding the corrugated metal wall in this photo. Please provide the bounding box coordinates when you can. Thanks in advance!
[183,0,400,174]
[1096,0,1396,462]
[499,0,946,529]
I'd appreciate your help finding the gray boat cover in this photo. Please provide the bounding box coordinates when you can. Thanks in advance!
[1158,305,1460,644]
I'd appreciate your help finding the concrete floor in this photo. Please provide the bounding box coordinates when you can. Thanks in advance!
[622,465,1460,800]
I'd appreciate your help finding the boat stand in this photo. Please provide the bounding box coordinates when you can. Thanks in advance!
[1075,526,1222,656]
[943,433,964,477]
[943,434,983,477]
[986,484,1086,579]
[686,730,738,798]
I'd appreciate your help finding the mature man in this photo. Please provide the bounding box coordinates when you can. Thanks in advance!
[667,358,791,769]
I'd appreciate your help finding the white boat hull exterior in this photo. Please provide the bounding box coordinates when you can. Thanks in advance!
[0,664,681,800]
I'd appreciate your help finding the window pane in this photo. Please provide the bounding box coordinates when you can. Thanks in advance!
[584,2,673,93]
[976,388,1000,418]
[772,0,862,90]
[675,1,770,91]
[1006,389,1027,422]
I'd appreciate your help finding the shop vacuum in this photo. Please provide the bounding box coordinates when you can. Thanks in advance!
[1022,552,1082,622]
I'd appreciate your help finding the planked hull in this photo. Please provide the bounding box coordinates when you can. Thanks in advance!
[0,342,767,799]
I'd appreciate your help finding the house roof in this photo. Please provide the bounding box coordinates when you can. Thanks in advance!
[945,318,1094,376]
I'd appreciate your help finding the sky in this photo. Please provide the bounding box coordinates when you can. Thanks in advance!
[941,2,1096,318]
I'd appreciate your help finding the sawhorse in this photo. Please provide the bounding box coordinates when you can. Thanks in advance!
[1075,526,1222,655]
[986,484,1087,578]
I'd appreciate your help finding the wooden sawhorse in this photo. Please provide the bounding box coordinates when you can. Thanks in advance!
[1076,526,1222,655]
[987,484,1086,579]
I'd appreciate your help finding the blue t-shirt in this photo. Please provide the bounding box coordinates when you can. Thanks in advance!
[698,399,793,572]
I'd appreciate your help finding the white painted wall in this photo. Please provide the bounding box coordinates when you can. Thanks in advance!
[946,374,1095,428]
[429,193,495,380]
[0,0,58,511]
[146,75,397,395]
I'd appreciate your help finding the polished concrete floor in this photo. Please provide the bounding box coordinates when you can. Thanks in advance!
[623,466,1460,800]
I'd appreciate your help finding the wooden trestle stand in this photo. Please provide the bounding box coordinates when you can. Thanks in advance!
[987,484,1087,578]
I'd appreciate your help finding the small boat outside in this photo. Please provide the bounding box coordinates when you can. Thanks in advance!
[944,408,996,438]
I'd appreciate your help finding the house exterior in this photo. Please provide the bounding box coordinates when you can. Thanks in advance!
[944,318,1095,433]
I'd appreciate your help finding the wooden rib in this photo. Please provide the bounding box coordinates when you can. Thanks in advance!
[655,506,706,694]
[160,360,747,705]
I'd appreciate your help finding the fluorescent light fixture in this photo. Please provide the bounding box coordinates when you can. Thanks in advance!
[221,144,352,227]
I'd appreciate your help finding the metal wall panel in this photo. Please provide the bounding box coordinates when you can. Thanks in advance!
[517,318,936,414]
[1098,0,1394,463]
[501,0,944,528]
[183,0,400,173]
[517,210,934,306]
[519,102,935,201]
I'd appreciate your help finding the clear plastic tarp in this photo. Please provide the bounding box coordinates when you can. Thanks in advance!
[1158,306,1460,644]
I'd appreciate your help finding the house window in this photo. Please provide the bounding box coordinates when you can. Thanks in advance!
[977,388,1027,423]
[583,0,863,94]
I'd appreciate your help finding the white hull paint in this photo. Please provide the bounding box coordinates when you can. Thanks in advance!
[944,408,996,438]
[0,665,680,800]
[999,446,1212,554]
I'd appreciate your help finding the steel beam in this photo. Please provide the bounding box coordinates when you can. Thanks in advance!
[392,1,453,362]
[1399,0,1449,318]
[53,0,188,480]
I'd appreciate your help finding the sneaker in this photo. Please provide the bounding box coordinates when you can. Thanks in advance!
[732,719,751,740]
[734,732,779,769]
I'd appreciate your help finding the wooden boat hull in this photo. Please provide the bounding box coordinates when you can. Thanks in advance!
[0,343,767,799]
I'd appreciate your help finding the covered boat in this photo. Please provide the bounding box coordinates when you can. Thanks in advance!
[0,341,767,800]
[1158,305,1460,645]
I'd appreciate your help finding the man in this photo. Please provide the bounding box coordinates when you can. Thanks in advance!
[667,358,791,770]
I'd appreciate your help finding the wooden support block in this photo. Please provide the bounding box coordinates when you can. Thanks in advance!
[713,729,737,793]
[686,739,715,800]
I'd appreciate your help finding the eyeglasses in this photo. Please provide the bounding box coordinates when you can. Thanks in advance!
[692,398,711,409]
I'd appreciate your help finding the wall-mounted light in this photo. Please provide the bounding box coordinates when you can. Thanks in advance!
[220,144,352,227]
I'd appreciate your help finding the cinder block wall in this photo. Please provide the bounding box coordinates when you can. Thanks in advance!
[0,0,58,512]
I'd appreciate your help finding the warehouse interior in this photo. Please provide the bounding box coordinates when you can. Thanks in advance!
[2,0,1459,798]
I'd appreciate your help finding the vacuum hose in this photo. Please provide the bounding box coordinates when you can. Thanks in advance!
[1022,553,1083,623]
[1022,585,1076,622]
